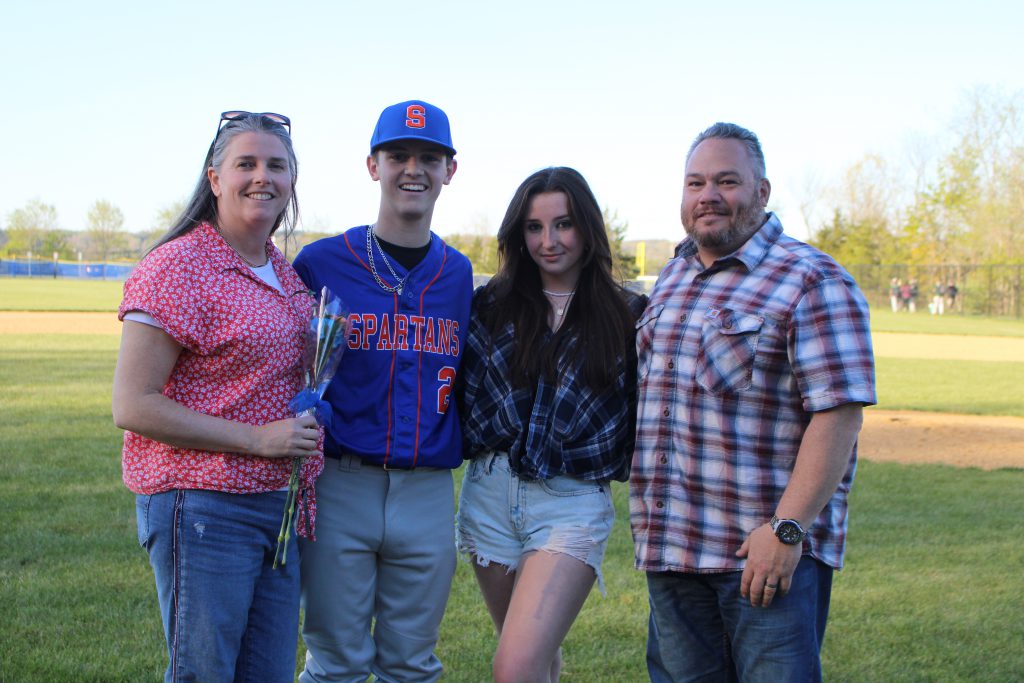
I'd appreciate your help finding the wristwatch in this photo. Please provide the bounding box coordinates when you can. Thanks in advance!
[770,515,807,545]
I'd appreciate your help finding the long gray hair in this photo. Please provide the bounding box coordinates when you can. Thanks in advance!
[151,114,299,252]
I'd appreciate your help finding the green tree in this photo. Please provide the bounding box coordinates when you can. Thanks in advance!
[444,215,499,276]
[139,199,187,252]
[4,199,59,258]
[810,209,893,269]
[812,154,905,265]
[603,207,639,281]
[899,89,1024,267]
[40,229,74,260]
[85,200,127,262]
[811,88,1024,271]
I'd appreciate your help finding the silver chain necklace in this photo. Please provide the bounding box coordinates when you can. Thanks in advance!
[544,289,576,317]
[366,224,407,294]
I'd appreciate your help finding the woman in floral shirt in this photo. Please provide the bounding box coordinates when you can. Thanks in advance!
[112,111,321,682]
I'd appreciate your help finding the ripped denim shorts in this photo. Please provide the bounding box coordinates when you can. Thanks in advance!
[456,451,615,593]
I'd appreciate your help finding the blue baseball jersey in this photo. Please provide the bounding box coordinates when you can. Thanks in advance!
[293,225,473,469]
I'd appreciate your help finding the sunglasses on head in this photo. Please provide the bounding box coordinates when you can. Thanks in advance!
[216,111,291,136]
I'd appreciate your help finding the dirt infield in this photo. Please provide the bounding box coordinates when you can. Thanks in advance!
[2,313,1021,469]
[861,410,1024,470]
[871,332,1024,362]
[0,311,121,335]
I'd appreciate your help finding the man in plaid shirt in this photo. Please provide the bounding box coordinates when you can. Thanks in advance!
[630,123,876,682]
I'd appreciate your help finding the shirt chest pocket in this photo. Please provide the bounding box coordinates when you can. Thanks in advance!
[695,310,764,394]
[635,303,665,382]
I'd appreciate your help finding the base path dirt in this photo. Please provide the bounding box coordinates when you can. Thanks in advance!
[0,311,120,335]
[872,332,1024,362]
[861,409,1024,470]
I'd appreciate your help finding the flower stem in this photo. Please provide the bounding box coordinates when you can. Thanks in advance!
[273,456,301,569]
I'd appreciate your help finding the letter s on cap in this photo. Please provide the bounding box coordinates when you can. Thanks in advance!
[406,105,426,129]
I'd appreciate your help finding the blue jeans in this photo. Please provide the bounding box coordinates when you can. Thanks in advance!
[646,556,833,683]
[137,489,301,683]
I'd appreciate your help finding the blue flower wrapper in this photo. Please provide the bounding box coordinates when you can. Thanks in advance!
[274,286,350,569]
[287,390,334,430]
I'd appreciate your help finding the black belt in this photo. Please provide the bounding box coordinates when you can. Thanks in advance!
[324,451,414,471]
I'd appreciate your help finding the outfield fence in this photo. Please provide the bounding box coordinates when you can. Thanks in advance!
[1,258,133,280]
[848,263,1024,319]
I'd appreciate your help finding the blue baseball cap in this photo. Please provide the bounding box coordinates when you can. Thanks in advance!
[370,100,456,156]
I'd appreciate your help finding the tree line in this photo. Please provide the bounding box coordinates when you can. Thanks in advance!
[8,88,1018,286]
[804,88,1022,271]
[0,199,184,263]
[2,199,640,283]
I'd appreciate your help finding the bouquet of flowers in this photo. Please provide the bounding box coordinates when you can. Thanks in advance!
[273,285,349,569]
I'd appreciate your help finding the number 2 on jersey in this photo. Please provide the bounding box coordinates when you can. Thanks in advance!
[437,366,456,414]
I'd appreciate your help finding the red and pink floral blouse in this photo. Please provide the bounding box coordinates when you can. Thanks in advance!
[118,222,323,534]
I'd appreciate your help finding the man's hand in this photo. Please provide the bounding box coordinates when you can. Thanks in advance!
[736,524,802,607]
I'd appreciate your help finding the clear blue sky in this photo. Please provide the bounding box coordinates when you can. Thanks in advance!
[2,0,1021,242]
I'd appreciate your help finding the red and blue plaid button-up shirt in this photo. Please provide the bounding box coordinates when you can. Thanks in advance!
[630,214,876,572]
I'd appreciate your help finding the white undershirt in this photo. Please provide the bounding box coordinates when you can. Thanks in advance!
[123,262,284,328]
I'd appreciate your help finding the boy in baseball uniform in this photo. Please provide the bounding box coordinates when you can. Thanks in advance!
[294,100,472,683]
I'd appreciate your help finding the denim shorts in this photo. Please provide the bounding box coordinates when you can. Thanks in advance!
[456,451,615,593]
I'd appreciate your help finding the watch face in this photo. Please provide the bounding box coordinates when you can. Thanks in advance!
[776,521,804,545]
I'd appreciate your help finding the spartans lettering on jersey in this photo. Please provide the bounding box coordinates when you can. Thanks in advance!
[346,313,461,357]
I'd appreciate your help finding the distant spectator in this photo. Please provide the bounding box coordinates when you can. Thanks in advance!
[946,282,959,312]
[908,279,919,313]
[899,281,912,312]
[931,282,945,315]
[889,277,900,312]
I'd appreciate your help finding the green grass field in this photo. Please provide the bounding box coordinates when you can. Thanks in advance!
[0,278,124,312]
[876,357,1024,415]
[1,281,1023,680]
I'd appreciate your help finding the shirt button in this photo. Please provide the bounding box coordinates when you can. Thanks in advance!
[723,318,733,329]
[680,314,687,323]
[667,360,674,369]
[659,454,668,464]
[663,407,670,417]
[656,501,664,509]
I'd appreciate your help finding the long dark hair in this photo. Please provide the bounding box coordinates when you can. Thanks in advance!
[150,113,299,252]
[483,167,637,390]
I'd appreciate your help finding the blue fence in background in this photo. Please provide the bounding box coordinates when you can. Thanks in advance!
[1,259,134,280]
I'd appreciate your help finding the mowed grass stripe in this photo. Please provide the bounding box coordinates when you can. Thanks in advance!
[0,278,124,312]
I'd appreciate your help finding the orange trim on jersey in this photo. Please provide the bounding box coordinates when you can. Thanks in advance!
[411,243,449,467]
[383,292,398,466]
